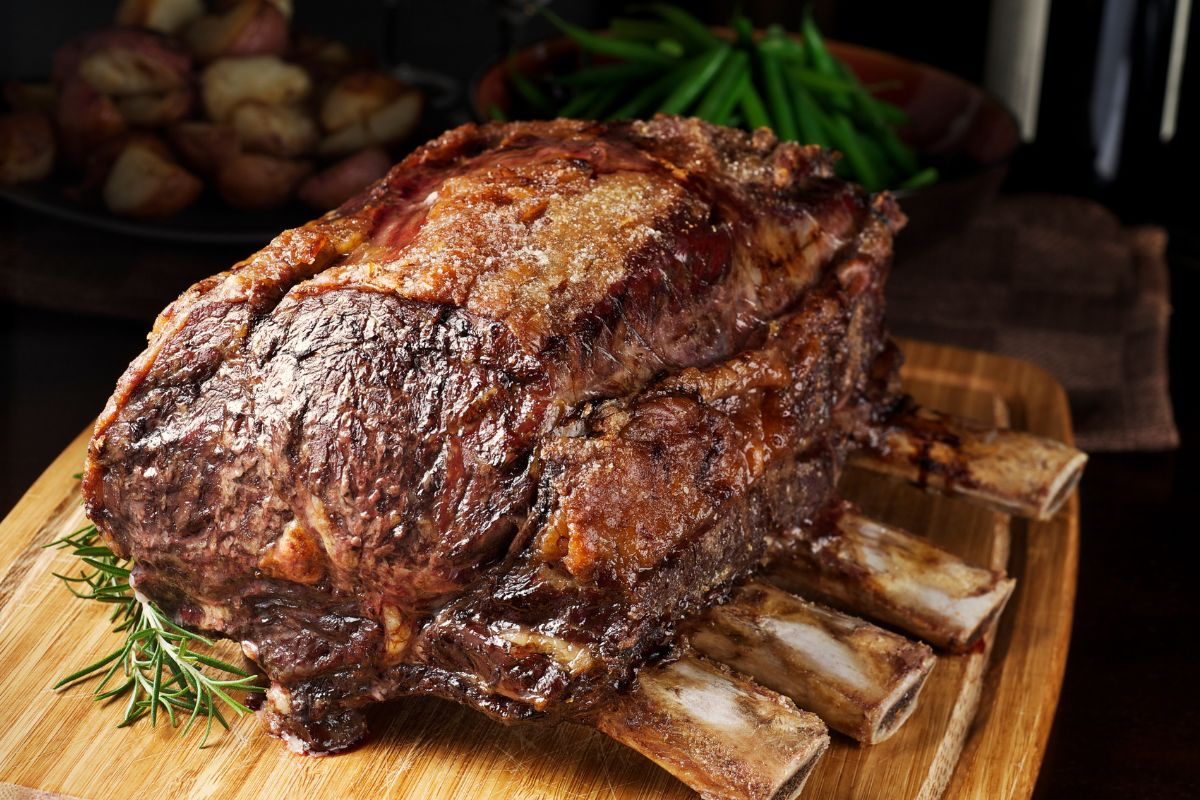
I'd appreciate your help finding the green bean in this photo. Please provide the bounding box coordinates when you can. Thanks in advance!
[829,61,918,173]
[801,13,838,76]
[580,83,627,120]
[767,35,864,94]
[645,3,724,50]
[607,62,689,119]
[507,60,553,114]
[787,77,831,148]
[659,45,732,115]
[792,66,860,94]
[610,18,678,42]
[558,86,604,118]
[656,38,686,58]
[694,50,749,123]
[758,37,799,141]
[831,61,891,130]
[553,62,658,87]
[486,104,507,122]
[828,62,909,130]
[714,71,751,125]
[827,112,882,190]
[757,35,790,57]
[873,100,911,126]
[732,12,755,46]
[764,23,790,44]
[856,134,896,188]
[897,166,939,190]
[738,81,772,130]
[800,13,852,113]
[538,5,933,191]
[761,28,803,57]
[880,130,919,175]
[543,9,677,65]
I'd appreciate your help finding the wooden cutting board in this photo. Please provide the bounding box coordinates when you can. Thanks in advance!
[0,339,1078,800]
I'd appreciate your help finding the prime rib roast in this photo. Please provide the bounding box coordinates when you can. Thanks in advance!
[83,116,1084,798]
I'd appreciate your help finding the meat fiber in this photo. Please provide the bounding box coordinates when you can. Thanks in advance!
[83,116,904,752]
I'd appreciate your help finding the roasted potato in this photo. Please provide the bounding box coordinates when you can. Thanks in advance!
[102,139,202,217]
[230,102,317,157]
[115,86,195,126]
[79,49,189,97]
[0,112,57,185]
[56,77,127,163]
[265,0,293,19]
[319,72,408,132]
[79,131,173,194]
[201,55,310,122]
[318,88,422,156]
[115,0,205,35]
[208,0,292,16]
[290,34,363,86]
[60,29,191,96]
[216,152,310,210]
[185,0,289,62]
[168,120,240,175]
[297,146,390,210]
[3,82,58,114]
[27,9,416,221]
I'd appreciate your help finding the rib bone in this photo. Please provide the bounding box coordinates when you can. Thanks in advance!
[767,506,1016,652]
[595,652,830,800]
[853,405,1087,520]
[686,581,936,744]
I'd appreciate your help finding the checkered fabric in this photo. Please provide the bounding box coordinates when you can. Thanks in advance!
[887,194,1178,452]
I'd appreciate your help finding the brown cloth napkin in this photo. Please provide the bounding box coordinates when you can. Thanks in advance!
[885,194,1178,452]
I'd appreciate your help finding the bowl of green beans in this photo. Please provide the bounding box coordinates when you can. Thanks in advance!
[472,5,1019,249]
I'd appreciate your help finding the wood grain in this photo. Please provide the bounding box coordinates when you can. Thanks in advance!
[0,340,1078,799]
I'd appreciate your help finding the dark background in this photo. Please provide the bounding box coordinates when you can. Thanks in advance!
[2,2,1197,798]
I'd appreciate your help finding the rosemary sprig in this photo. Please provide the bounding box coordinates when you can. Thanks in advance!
[47,523,264,747]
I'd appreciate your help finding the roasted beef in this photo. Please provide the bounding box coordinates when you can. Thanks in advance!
[83,116,904,752]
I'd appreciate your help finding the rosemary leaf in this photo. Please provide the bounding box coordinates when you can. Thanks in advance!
[48,522,265,746]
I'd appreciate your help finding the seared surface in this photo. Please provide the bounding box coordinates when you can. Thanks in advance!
[83,117,902,751]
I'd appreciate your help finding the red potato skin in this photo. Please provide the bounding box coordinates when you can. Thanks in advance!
[56,77,128,164]
[34,16,425,222]
[223,3,289,58]
[186,1,289,62]
[115,0,204,35]
[102,140,203,218]
[168,121,240,176]
[288,34,364,86]
[116,86,196,127]
[53,27,192,88]
[216,152,311,210]
[53,27,193,161]
[297,146,391,210]
[75,132,174,197]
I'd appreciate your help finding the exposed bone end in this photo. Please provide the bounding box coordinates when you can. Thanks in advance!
[596,653,829,800]
[769,506,1016,653]
[687,581,936,745]
[854,405,1087,520]
[869,651,935,744]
